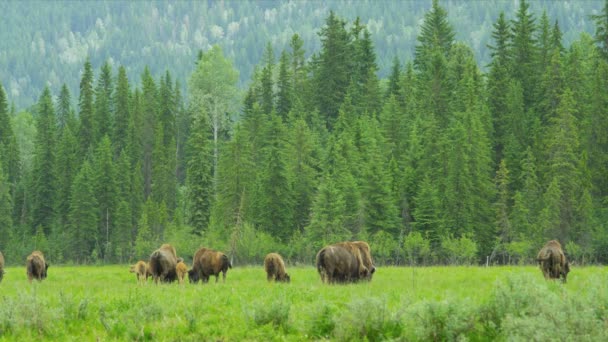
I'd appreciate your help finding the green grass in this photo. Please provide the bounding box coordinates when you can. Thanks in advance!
[0,265,606,341]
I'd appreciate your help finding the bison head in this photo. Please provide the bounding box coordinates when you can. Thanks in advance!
[188,269,200,284]
[283,273,291,283]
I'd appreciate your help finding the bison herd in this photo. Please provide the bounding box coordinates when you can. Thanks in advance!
[0,239,573,285]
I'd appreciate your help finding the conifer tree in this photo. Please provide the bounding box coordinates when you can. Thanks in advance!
[385,56,402,101]
[92,136,118,261]
[56,83,74,131]
[186,111,213,235]
[0,160,12,250]
[591,0,608,60]
[94,61,113,143]
[511,0,538,111]
[414,0,455,73]
[68,160,98,263]
[55,125,79,228]
[78,57,95,156]
[140,67,158,199]
[276,50,292,119]
[315,11,352,129]
[0,84,19,192]
[31,86,57,236]
[113,66,130,157]
[260,43,275,115]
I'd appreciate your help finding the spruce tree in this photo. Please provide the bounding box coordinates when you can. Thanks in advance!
[56,83,74,132]
[55,125,79,228]
[276,50,292,119]
[260,43,275,115]
[0,160,12,251]
[68,160,98,263]
[31,86,57,236]
[591,0,608,60]
[113,66,130,157]
[140,67,158,199]
[78,57,95,156]
[186,111,213,235]
[0,84,19,192]
[94,61,113,143]
[414,0,455,73]
[92,136,118,262]
[511,0,538,111]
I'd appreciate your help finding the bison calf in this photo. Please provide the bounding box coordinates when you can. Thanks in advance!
[188,247,232,284]
[537,240,570,283]
[264,253,290,283]
[129,260,149,285]
[26,251,49,283]
[176,261,188,284]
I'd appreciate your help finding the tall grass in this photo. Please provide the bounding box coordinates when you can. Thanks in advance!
[0,265,606,340]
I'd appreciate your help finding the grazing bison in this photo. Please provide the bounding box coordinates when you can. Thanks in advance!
[335,241,376,281]
[149,244,179,284]
[0,251,4,283]
[176,261,188,284]
[537,240,570,283]
[316,244,368,284]
[26,251,49,283]
[129,260,149,285]
[188,248,232,284]
[264,253,290,283]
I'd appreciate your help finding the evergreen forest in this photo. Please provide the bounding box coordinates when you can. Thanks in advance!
[1,0,608,266]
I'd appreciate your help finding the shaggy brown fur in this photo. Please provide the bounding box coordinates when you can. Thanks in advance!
[176,261,188,284]
[188,247,232,284]
[26,251,49,283]
[335,241,376,281]
[316,244,368,284]
[149,244,179,284]
[0,251,4,283]
[537,240,570,283]
[264,253,290,283]
[129,260,149,285]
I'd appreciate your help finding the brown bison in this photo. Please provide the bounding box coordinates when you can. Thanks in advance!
[537,240,570,283]
[0,251,4,283]
[188,247,232,284]
[26,251,49,283]
[149,244,179,284]
[335,241,376,281]
[316,244,368,284]
[129,260,149,285]
[176,261,188,284]
[264,253,290,283]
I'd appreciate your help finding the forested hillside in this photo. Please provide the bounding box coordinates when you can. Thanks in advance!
[1,0,607,266]
[0,0,603,108]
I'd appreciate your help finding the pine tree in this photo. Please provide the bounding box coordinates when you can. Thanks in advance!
[68,160,98,263]
[140,67,157,199]
[314,11,352,129]
[92,136,118,262]
[289,34,306,104]
[78,58,95,156]
[414,0,455,73]
[306,172,348,248]
[285,116,319,231]
[276,50,292,119]
[31,86,57,236]
[260,42,275,115]
[591,0,608,60]
[412,175,443,245]
[511,0,538,111]
[55,125,79,228]
[487,11,512,163]
[94,61,113,143]
[56,83,74,131]
[494,159,512,245]
[0,84,19,192]
[385,56,402,101]
[251,113,293,241]
[158,70,176,147]
[113,66,130,157]
[186,111,213,235]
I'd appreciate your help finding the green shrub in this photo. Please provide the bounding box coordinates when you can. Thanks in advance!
[440,234,478,265]
[406,299,478,341]
[307,304,337,339]
[333,297,403,341]
[248,298,291,329]
[403,231,432,266]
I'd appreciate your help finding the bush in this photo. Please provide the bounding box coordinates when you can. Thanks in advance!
[403,231,432,266]
[370,230,400,265]
[333,297,403,341]
[247,298,291,330]
[440,234,478,265]
[405,299,478,341]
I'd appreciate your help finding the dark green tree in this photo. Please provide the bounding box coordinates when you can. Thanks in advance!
[260,42,275,115]
[511,0,538,110]
[31,86,57,236]
[94,61,113,143]
[591,0,608,60]
[68,160,98,263]
[140,67,158,199]
[113,66,130,157]
[92,136,118,262]
[78,57,95,156]
[56,83,74,131]
[276,50,292,119]
[414,0,455,72]
[186,111,213,235]
[314,11,352,129]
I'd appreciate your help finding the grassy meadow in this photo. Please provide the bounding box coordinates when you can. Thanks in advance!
[0,264,607,341]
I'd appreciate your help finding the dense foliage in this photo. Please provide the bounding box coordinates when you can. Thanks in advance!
[0,0,604,108]
[1,0,608,265]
